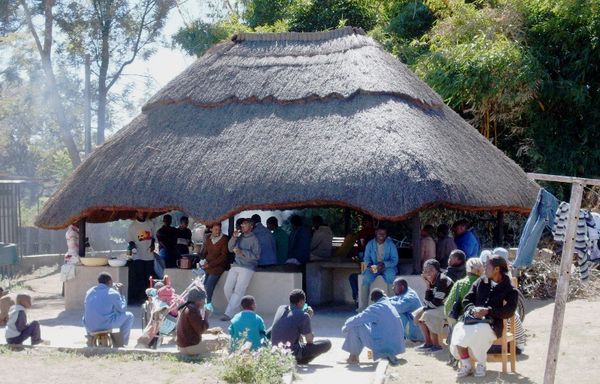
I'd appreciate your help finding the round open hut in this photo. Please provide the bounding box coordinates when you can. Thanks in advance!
[35,27,539,229]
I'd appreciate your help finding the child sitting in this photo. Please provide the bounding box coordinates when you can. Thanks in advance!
[5,294,45,345]
[229,295,266,351]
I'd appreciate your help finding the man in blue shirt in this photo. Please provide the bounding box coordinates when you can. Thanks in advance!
[229,295,266,351]
[452,220,480,259]
[359,228,398,310]
[389,278,423,342]
[251,214,277,266]
[83,272,134,347]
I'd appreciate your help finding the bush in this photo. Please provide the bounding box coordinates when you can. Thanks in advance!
[222,343,295,384]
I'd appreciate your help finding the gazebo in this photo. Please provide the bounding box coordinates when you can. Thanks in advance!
[35,27,538,232]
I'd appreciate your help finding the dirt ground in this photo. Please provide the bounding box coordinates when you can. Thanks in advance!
[2,267,600,384]
[387,299,600,384]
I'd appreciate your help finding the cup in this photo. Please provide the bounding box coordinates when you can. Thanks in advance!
[370,265,378,273]
[176,257,192,269]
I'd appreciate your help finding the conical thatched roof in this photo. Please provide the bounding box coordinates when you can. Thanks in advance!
[36,27,539,229]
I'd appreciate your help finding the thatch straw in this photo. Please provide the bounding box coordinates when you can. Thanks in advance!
[35,28,538,229]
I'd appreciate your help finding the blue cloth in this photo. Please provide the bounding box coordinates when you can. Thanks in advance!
[253,223,277,266]
[288,226,311,265]
[342,296,405,359]
[389,288,424,342]
[514,188,559,268]
[362,238,398,286]
[454,229,480,259]
[229,310,266,350]
[83,284,134,344]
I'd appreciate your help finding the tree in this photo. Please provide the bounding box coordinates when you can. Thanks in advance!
[16,0,82,167]
[56,0,174,145]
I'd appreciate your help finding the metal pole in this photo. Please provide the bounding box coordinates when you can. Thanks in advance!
[543,182,584,384]
[84,54,92,156]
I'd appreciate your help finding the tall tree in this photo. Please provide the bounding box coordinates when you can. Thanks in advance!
[57,0,174,145]
[16,0,82,167]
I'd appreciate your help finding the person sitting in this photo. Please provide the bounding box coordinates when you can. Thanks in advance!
[444,258,484,326]
[310,215,333,261]
[267,216,289,265]
[287,215,311,265]
[270,289,331,364]
[348,217,376,306]
[359,227,398,311]
[156,214,180,268]
[176,287,211,356]
[436,224,457,269]
[201,223,230,307]
[451,255,518,378]
[0,287,15,327]
[413,259,453,353]
[221,218,260,321]
[420,224,437,266]
[5,294,45,345]
[389,278,424,342]
[83,272,134,347]
[229,295,266,351]
[452,219,480,259]
[445,249,467,282]
[342,288,405,365]
[251,214,277,267]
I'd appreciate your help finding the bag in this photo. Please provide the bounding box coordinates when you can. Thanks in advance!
[448,285,461,320]
[462,308,494,325]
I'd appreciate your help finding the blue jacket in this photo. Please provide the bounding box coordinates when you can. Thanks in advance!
[83,284,127,332]
[288,226,311,264]
[253,223,277,266]
[342,296,405,359]
[389,287,422,315]
[455,229,480,259]
[364,238,399,270]
[229,310,266,351]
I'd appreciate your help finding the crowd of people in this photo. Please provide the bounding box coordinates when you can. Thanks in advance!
[1,213,525,380]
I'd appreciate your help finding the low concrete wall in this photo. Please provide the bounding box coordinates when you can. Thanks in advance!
[64,265,129,309]
[165,268,302,315]
[19,253,63,273]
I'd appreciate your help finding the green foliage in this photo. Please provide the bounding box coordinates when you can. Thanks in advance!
[222,344,295,384]
[244,0,295,27]
[173,16,251,57]
[288,0,381,32]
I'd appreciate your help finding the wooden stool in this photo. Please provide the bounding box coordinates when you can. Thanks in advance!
[88,330,114,348]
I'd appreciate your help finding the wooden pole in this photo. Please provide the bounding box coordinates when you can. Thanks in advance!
[543,182,584,384]
[410,214,421,274]
[495,211,504,246]
[228,216,235,237]
[78,218,86,257]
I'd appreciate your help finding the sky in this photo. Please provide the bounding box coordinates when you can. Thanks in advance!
[108,1,209,133]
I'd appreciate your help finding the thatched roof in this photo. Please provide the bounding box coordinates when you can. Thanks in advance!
[36,27,539,229]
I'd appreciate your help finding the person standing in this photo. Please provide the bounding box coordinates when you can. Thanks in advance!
[452,220,481,259]
[176,216,193,256]
[421,224,437,265]
[127,212,156,304]
[156,214,180,268]
[201,223,230,305]
[359,227,398,310]
[436,224,457,269]
[267,216,289,265]
[310,216,333,261]
[251,214,277,267]
[221,218,261,321]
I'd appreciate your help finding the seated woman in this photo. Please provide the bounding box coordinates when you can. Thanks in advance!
[176,287,210,356]
[450,255,518,378]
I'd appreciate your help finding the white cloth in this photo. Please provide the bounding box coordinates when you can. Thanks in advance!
[211,234,223,245]
[127,220,155,261]
[450,322,497,363]
[223,266,254,317]
[64,225,80,264]
[60,264,76,282]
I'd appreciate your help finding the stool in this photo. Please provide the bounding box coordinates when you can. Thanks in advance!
[88,330,114,348]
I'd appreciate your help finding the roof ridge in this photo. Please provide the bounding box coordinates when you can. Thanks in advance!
[232,26,366,43]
